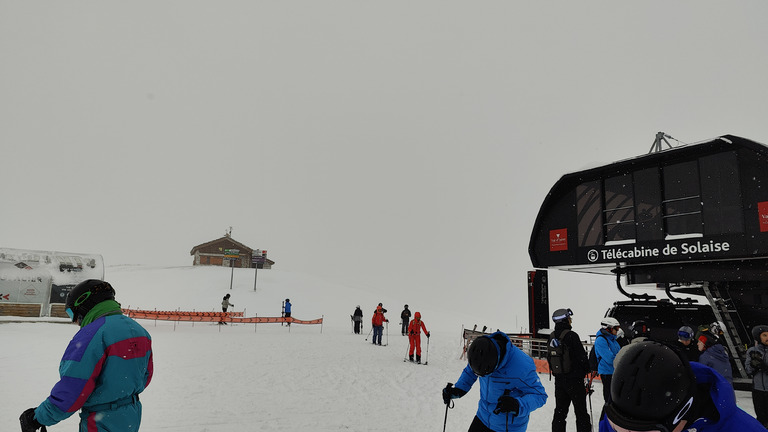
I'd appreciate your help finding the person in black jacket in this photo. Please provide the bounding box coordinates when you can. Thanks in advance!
[676,325,700,363]
[400,304,411,336]
[352,305,364,334]
[548,308,591,432]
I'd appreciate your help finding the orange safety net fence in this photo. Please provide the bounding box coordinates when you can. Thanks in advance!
[123,308,244,317]
[122,308,322,325]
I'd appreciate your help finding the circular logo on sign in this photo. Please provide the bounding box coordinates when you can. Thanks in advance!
[587,249,599,262]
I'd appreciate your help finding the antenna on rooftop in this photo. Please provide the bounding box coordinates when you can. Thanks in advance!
[649,132,674,153]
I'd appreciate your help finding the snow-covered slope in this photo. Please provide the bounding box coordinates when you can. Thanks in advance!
[0,265,757,431]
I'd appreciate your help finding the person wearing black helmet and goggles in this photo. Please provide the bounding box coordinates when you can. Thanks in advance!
[442,331,547,431]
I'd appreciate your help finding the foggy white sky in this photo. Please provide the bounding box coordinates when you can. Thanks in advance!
[2,2,767,325]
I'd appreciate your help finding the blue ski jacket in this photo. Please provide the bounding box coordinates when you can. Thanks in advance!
[599,362,765,431]
[593,328,621,375]
[454,332,547,432]
[34,314,153,431]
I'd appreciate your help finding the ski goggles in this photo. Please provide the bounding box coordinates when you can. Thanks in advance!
[677,330,693,340]
[65,307,75,321]
[605,396,693,432]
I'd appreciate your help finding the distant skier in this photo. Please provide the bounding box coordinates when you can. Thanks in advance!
[220,293,234,325]
[407,311,430,363]
[376,302,387,314]
[19,279,152,432]
[284,298,292,326]
[352,305,363,334]
[400,304,411,336]
[371,304,388,345]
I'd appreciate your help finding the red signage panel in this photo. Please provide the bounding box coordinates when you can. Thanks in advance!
[549,228,568,251]
[759,201,768,232]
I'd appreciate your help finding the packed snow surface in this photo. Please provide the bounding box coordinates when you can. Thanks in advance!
[0,265,757,431]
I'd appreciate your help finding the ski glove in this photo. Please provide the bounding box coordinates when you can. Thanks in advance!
[19,408,47,432]
[750,358,764,371]
[494,395,520,415]
[426,332,430,338]
[442,384,467,405]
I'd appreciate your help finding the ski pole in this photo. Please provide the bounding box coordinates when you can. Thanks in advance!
[424,335,430,365]
[404,339,411,361]
[365,326,373,341]
[443,383,454,432]
[586,374,595,431]
[385,321,389,346]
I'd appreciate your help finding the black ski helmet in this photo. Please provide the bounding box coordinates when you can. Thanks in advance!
[65,279,116,323]
[467,334,507,376]
[630,320,650,338]
[551,308,573,324]
[606,341,696,432]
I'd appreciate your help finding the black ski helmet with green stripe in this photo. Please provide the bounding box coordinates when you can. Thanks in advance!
[65,279,116,323]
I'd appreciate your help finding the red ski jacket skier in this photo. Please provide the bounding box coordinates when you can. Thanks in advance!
[408,312,430,362]
[371,305,388,345]
[372,305,386,327]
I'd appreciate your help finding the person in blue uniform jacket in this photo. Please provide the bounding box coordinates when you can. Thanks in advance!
[284,298,292,326]
[599,341,764,432]
[442,331,547,432]
[19,279,153,432]
[594,317,622,404]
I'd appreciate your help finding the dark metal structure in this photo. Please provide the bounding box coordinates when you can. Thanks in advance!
[529,134,768,385]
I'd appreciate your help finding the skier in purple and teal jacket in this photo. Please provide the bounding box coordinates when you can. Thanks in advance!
[19,279,153,432]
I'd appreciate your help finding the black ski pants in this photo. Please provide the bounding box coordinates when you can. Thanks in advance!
[754,389,768,427]
[552,376,591,432]
[468,415,493,431]
[600,374,613,404]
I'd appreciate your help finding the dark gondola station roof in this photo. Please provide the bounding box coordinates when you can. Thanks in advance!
[528,134,768,283]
